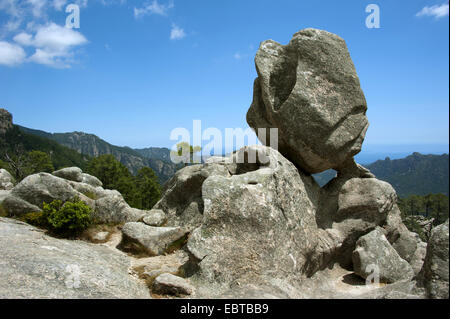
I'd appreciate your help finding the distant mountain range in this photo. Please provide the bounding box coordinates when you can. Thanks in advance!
[313,153,449,197]
[17,126,179,184]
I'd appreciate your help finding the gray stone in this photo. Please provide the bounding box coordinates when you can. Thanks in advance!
[1,195,41,217]
[93,194,146,224]
[153,162,230,229]
[11,173,89,208]
[81,173,103,187]
[0,217,150,298]
[152,273,194,296]
[318,175,396,267]
[246,28,369,174]
[52,167,83,182]
[142,209,167,227]
[0,168,15,190]
[119,222,189,256]
[92,231,109,242]
[384,206,421,263]
[421,219,449,299]
[410,241,427,276]
[353,228,414,283]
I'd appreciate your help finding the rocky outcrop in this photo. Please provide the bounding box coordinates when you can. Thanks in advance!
[420,220,449,299]
[352,228,414,283]
[0,169,15,190]
[246,29,369,174]
[0,217,150,298]
[3,169,151,224]
[81,173,103,187]
[52,167,83,183]
[0,108,13,134]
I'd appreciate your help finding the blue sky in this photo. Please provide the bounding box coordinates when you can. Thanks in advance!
[0,0,448,154]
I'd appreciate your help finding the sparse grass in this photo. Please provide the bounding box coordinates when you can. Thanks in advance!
[79,224,118,243]
[166,233,189,255]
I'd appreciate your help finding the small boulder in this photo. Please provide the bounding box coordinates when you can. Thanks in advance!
[118,222,189,256]
[1,195,41,217]
[421,220,449,299]
[152,273,194,296]
[93,195,146,224]
[0,169,15,190]
[353,227,414,283]
[142,209,167,227]
[52,167,83,183]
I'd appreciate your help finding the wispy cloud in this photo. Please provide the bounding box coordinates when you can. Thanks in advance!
[134,0,174,18]
[170,23,185,40]
[0,40,26,66]
[416,3,449,19]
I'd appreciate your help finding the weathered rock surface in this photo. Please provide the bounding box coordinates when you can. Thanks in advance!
[11,173,89,207]
[0,108,13,134]
[0,217,150,298]
[81,173,103,187]
[183,146,340,296]
[52,167,83,183]
[153,162,230,229]
[152,273,194,296]
[353,228,414,283]
[246,28,369,174]
[119,222,189,256]
[0,169,15,190]
[1,195,41,217]
[420,220,449,299]
[5,170,147,224]
[317,174,396,267]
[142,209,167,227]
[383,205,422,263]
[93,195,146,224]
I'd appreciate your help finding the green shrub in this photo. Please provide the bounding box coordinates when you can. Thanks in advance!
[42,199,92,237]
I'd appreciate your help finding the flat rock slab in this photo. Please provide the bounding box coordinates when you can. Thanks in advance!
[118,222,189,256]
[0,217,150,299]
[152,273,194,296]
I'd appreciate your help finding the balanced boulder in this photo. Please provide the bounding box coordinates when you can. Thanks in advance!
[246,28,369,174]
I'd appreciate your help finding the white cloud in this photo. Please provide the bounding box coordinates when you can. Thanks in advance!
[170,23,185,40]
[52,0,67,11]
[134,0,174,18]
[0,40,26,66]
[12,22,88,68]
[416,3,449,19]
[233,53,242,60]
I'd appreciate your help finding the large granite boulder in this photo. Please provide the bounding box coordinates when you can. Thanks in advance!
[352,228,414,283]
[246,28,369,174]
[182,145,340,297]
[0,169,15,190]
[10,173,91,208]
[420,220,449,299]
[0,217,150,298]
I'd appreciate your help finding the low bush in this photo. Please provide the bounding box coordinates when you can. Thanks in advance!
[22,198,92,238]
